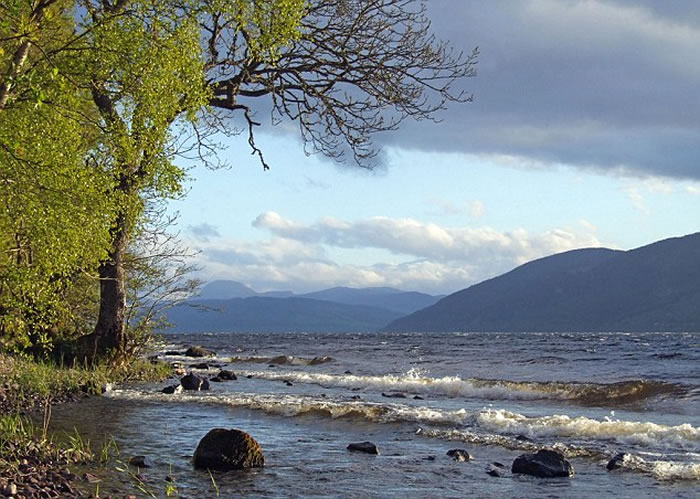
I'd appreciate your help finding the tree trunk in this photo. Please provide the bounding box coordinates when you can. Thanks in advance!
[88,213,130,358]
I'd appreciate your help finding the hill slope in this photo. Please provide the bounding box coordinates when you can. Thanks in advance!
[167,296,403,333]
[299,287,442,314]
[382,233,700,332]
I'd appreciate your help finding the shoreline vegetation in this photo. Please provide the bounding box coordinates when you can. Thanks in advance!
[0,353,171,498]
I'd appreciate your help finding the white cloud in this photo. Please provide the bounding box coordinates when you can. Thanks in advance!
[196,212,603,294]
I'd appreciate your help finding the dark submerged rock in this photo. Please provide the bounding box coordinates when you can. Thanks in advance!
[511,449,574,478]
[193,429,264,471]
[210,376,223,382]
[308,356,333,365]
[446,449,471,462]
[515,434,532,442]
[606,452,629,471]
[161,385,182,394]
[486,467,503,477]
[128,455,154,468]
[347,441,379,455]
[216,369,237,381]
[185,346,216,358]
[413,395,424,400]
[381,392,407,399]
[164,350,183,356]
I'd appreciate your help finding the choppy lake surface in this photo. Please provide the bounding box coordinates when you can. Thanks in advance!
[50,331,700,497]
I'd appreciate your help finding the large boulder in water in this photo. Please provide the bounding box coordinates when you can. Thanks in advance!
[185,346,216,358]
[180,373,209,391]
[193,429,264,471]
[511,449,574,478]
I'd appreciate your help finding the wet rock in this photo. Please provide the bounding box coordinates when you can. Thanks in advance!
[189,362,210,369]
[161,385,182,394]
[180,373,209,391]
[423,455,436,461]
[446,449,472,462]
[511,449,574,478]
[351,395,362,400]
[216,370,237,381]
[486,466,504,477]
[210,376,222,382]
[284,380,294,386]
[308,356,333,365]
[515,434,532,442]
[381,392,407,399]
[607,452,629,471]
[246,374,253,379]
[347,441,379,455]
[193,429,264,471]
[164,350,183,356]
[129,455,154,468]
[344,370,353,374]
[185,346,216,358]
[492,462,506,468]
[413,395,424,400]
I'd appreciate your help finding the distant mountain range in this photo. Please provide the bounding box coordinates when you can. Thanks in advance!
[166,284,443,333]
[382,233,700,333]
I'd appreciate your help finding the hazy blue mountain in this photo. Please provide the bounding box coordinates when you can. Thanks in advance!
[382,233,700,333]
[197,280,256,299]
[167,296,403,333]
[299,286,443,314]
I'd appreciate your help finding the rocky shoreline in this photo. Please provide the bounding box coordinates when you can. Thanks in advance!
[0,354,171,499]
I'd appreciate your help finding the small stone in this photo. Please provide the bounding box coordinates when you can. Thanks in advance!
[446,449,471,462]
[285,381,294,386]
[413,395,424,400]
[347,441,379,455]
[5,483,17,496]
[515,434,532,442]
[216,369,237,381]
[511,449,574,478]
[606,452,629,471]
[189,363,209,369]
[185,346,216,358]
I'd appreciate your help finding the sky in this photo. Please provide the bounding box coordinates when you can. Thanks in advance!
[169,0,700,296]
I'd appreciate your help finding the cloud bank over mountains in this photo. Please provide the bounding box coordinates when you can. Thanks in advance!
[188,212,602,294]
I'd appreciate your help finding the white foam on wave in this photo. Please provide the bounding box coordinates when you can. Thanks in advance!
[241,368,682,405]
[475,408,700,451]
[105,387,698,452]
[104,387,468,425]
[242,368,550,400]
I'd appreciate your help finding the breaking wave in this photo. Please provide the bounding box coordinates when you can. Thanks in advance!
[241,369,687,406]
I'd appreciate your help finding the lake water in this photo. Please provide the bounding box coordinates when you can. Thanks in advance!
[50,331,699,497]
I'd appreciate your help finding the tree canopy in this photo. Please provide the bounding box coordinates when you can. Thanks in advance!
[0,0,477,359]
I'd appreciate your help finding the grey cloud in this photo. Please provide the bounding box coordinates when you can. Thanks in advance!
[374,0,700,180]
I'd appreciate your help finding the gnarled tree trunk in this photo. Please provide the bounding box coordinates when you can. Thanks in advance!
[80,211,130,361]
